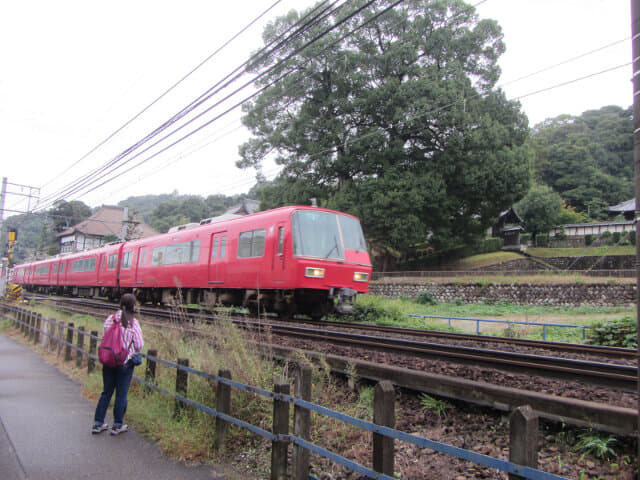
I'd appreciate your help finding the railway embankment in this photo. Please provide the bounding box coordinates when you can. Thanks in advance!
[369,282,635,307]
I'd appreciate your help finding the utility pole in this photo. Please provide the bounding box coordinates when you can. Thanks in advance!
[631,0,640,470]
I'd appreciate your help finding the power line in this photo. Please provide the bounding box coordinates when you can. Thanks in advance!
[34,0,344,210]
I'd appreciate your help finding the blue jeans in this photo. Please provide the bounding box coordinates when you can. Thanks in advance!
[93,363,134,427]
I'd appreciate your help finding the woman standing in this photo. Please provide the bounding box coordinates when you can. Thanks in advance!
[92,293,144,435]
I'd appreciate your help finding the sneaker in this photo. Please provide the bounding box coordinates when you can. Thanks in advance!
[110,424,128,435]
[92,423,109,434]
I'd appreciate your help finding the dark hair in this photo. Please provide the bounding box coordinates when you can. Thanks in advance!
[119,293,136,328]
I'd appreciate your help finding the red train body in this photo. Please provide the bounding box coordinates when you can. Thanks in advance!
[13,206,372,318]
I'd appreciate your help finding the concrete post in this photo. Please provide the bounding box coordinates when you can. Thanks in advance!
[373,381,395,477]
[292,363,312,480]
[509,405,539,480]
[271,380,290,480]
[215,369,231,451]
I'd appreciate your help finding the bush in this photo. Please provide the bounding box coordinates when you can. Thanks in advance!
[585,234,594,246]
[630,231,636,246]
[520,233,531,245]
[348,295,405,324]
[587,317,637,348]
[554,229,567,241]
[480,237,504,253]
[535,233,548,247]
[612,232,621,244]
[416,290,437,305]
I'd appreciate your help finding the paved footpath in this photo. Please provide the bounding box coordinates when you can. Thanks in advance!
[0,333,231,480]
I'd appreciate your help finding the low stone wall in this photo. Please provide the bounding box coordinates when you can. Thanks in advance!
[368,282,635,307]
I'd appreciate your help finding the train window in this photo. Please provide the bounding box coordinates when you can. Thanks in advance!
[238,229,266,258]
[108,254,117,270]
[220,237,226,258]
[277,227,284,255]
[211,237,219,259]
[138,249,146,267]
[36,265,49,275]
[291,210,344,259]
[338,214,368,251]
[71,257,97,272]
[122,251,132,269]
[53,264,58,274]
[60,263,64,273]
[151,240,200,266]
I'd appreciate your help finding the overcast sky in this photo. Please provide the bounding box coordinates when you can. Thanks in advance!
[0,0,632,216]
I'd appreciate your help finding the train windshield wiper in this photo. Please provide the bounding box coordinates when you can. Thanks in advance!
[324,236,339,259]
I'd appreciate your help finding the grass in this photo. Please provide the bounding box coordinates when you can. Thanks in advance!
[445,251,523,270]
[526,246,635,257]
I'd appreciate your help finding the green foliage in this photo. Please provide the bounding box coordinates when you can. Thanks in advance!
[419,394,450,418]
[480,237,504,253]
[587,317,637,348]
[516,184,564,237]
[530,105,633,216]
[520,233,531,245]
[416,290,437,306]
[585,234,595,246]
[553,229,566,241]
[630,230,636,246]
[348,296,405,324]
[574,430,618,460]
[239,0,531,265]
[535,233,548,247]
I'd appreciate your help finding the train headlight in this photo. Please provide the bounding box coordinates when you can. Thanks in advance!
[353,272,369,282]
[305,267,325,278]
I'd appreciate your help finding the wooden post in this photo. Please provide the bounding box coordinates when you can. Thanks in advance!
[57,321,65,357]
[145,349,157,395]
[33,313,41,344]
[65,323,74,362]
[271,380,290,480]
[174,358,189,418]
[292,363,312,480]
[19,309,25,334]
[215,369,231,451]
[24,310,31,337]
[42,317,50,349]
[88,331,98,374]
[76,326,85,367]
[509,405,539,480]
[373,380,395,477]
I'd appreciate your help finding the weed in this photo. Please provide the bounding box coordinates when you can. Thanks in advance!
[574,430,618,460]
[419,393,449,418]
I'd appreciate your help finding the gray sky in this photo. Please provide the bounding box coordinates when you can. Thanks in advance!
[0,0,632,215]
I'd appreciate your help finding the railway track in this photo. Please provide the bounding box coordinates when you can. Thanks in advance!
[18,295,639,433]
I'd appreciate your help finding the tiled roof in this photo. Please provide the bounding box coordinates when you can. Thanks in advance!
[56,206,158,239]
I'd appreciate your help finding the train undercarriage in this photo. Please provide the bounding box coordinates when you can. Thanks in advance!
[23,284,358,320]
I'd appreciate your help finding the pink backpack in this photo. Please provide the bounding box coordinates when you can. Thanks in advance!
[98,317,129,367]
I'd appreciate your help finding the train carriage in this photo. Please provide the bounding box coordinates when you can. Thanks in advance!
[13,206,372,319]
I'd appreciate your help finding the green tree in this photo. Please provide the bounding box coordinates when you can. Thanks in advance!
[515,184,564,238]
[49,200,92,234]
[238,0,531,265]
[529,105,633,216]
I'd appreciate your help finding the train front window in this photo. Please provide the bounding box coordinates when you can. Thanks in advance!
[292,211,345,259]
[338,214,367,252]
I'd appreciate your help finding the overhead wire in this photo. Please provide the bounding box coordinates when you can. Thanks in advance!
[38,0,285,192]
[34,0,343,210]
[33,0,382,210]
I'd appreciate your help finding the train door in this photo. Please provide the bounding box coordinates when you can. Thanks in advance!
[208,231,227,285]
[97,254,105,285]
[135,247,146,285]
[272,223,286,284]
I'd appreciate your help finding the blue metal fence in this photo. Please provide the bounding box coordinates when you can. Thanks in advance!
[2,305,572,480]
[409,313,593,341]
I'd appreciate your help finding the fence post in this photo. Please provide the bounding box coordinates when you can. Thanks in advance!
[76,326,85,367]
[33,313,42,344]
[271,380,290,480]
[88,331,98,374]
[373,380,395,477]
[145,349,157,395]
[57,321,65,357]
[42,317,50,349]
[24,310,31,337]
[65,323,74,362]
[509,405,539,480]
[292,363,312,480]
[19,309,25,334]
[215,369,231,452]
[174,358,189,418]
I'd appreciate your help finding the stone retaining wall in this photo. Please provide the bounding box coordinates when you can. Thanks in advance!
[368,282,635,306]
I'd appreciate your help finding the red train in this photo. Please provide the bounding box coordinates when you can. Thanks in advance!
[12,206,372,318]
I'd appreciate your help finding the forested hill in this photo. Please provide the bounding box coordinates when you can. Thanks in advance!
[529,105,633,219]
